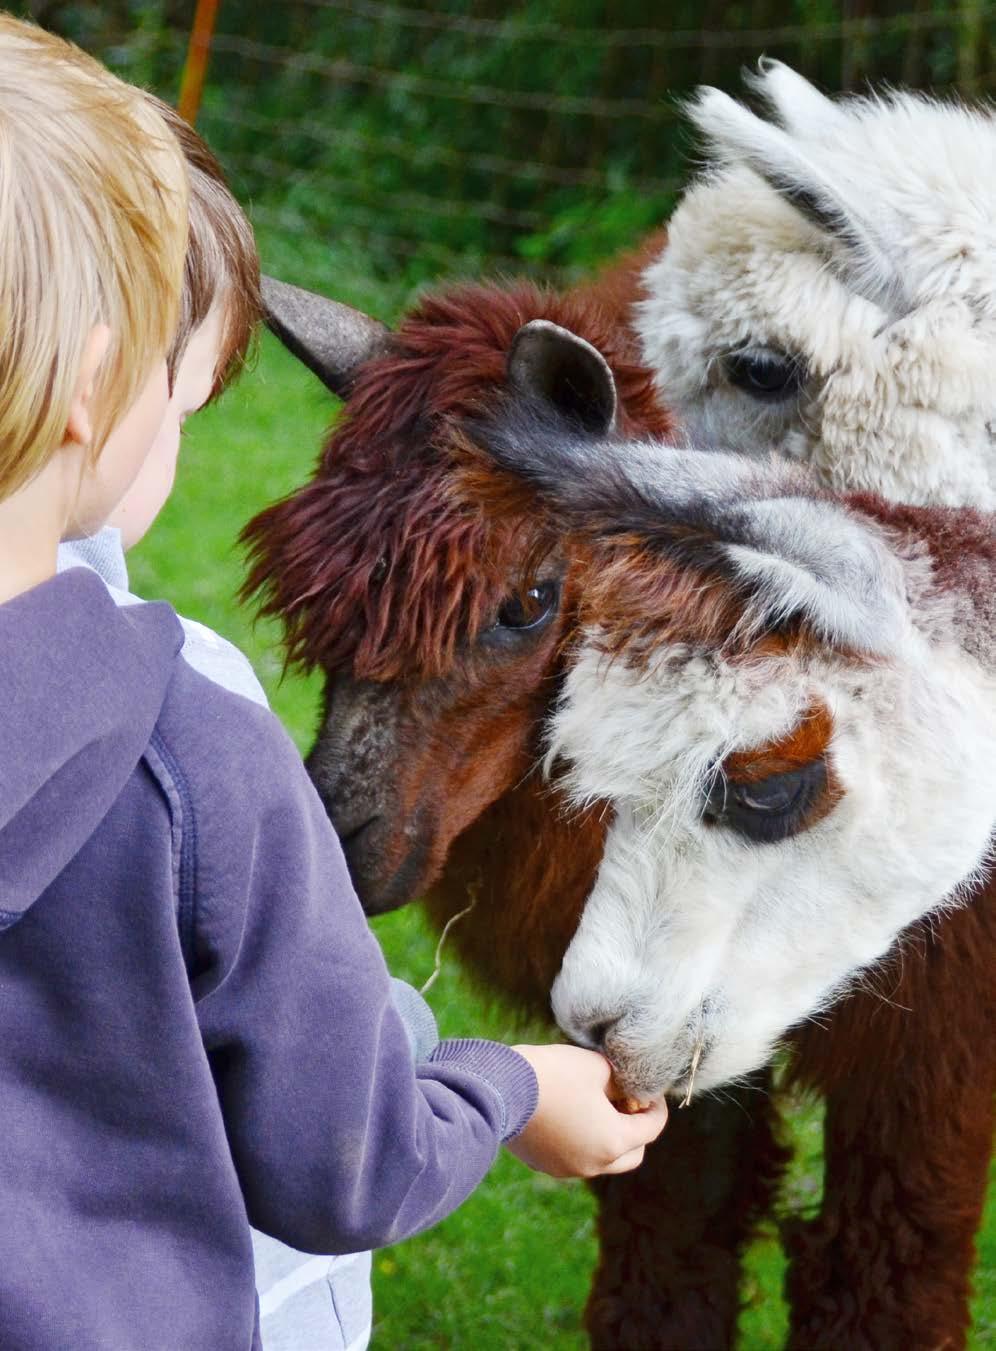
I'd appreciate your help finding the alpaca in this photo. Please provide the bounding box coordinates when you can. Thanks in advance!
[464,325,995,1095]
[636,61,996,510]
[457,328,996,1350]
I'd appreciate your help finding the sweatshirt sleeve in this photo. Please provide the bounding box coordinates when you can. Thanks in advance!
[181,692,537,1257]
[390,978,440,1063]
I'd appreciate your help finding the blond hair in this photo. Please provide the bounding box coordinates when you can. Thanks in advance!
[0,16,188,499]
[149,97,261,398]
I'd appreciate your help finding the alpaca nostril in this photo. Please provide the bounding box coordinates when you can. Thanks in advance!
[585,1018,619,1052]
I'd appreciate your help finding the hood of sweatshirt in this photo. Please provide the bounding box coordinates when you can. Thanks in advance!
[0,568,182,927]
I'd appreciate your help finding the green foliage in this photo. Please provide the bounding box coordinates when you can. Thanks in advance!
[22,1,996,288]
[517,189,673,271]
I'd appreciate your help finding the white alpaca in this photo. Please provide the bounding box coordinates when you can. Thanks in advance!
[470,322,996,1103]
[636,61,996,509]
[546,489,994,1099]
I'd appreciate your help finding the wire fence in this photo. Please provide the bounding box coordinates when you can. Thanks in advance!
[20,1,996,299]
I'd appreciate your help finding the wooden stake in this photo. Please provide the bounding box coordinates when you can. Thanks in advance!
[177,0,221,126]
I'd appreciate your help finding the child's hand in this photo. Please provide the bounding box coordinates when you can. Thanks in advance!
[505,1044,668,1179]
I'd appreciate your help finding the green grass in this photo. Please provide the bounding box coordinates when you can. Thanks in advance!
[129,327,995,1349]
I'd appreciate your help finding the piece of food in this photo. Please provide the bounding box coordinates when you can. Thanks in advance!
[613,1095,650,1115]
[608,1073,651,1114]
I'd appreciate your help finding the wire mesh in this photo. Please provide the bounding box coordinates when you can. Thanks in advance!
[19,1,996,296]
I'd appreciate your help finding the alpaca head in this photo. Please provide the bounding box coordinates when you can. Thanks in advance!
[637,61,996,510]
[462,331,996,1102]
[243,280,670,913]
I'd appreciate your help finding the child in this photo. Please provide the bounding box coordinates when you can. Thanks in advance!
[0,16,667,1351]
[58,95,428,1349]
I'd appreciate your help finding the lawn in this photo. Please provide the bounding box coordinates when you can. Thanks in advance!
[128,284,995,1348]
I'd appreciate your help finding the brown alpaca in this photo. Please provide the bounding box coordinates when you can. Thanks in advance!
[243,277,994,1348]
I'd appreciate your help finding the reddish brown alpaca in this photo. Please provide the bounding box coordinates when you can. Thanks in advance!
[243,275,993,1347]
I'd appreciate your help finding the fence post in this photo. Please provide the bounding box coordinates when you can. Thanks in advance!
[178,0,221,124]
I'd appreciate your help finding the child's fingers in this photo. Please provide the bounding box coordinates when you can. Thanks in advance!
[589,1098,668,1174]
[613,1097,669,1145]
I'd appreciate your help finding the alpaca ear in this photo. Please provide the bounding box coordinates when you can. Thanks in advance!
[687,87,909,316]
[468,413,910,657]
[507,319,617,435]
[745,59,844,137]
[261,276,392,398]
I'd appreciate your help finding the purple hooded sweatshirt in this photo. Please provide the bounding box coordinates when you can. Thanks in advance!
[0,569,538,1351]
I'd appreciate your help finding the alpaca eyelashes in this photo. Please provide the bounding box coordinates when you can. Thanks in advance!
[722,346,805,402]
[702,760,828,844]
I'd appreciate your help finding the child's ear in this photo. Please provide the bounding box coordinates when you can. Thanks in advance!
[64,324,111,448]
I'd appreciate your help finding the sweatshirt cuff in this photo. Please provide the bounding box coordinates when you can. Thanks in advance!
[428,1038,538,1142]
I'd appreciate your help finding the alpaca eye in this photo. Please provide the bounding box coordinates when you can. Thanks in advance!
[703,760,827,844]
[494,581,559,632]
[723,347,803,402]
